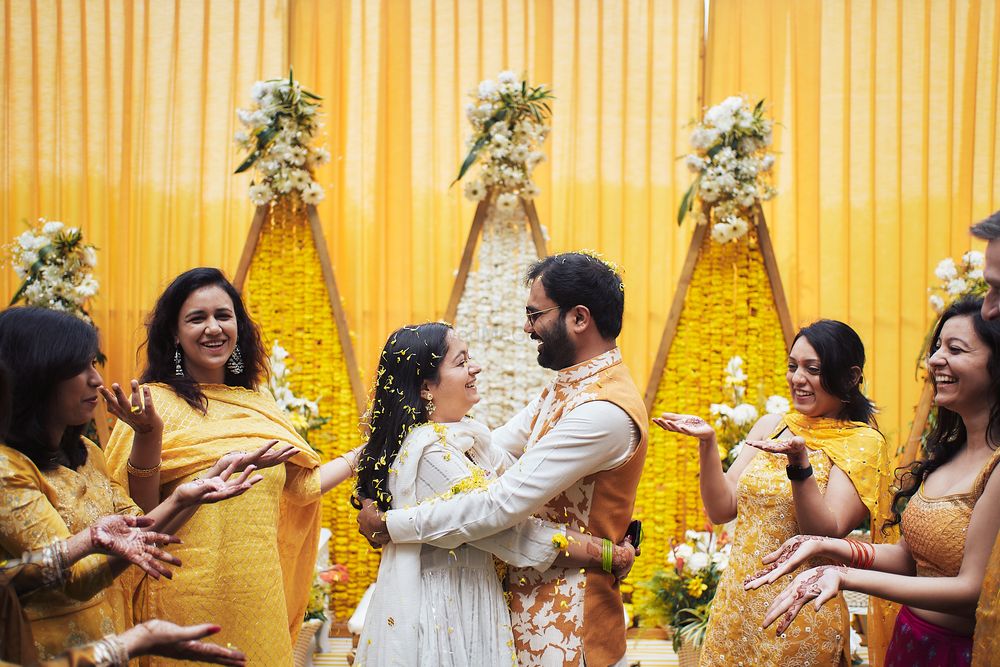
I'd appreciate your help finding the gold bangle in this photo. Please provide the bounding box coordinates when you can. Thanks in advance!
[337,454,358,477]
[126,460,161,478]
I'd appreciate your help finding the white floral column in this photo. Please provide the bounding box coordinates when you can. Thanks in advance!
[453,202,551,428]
[451,71,555,428]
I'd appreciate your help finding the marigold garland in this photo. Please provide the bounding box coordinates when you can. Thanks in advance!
[243,195,374,619]
[633,225,788,609]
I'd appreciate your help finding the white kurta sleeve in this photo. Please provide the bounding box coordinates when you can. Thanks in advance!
[386,401,637,549]
[412,440,565,570]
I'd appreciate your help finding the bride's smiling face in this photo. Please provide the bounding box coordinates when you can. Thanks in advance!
[424,331,482,422]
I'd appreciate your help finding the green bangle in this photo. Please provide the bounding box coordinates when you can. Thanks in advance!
[601,538,614,574]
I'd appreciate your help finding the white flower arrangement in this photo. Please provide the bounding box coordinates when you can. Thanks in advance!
[268,341,328,447]
[234,70,329,206]
[711,356,788,469]
[928,251,986,313]
[6,219,99,323]
[453,206,552,428]
[678,96,777,244]
[456,70,552,208]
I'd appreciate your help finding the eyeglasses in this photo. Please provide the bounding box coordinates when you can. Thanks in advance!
[525,305,561,326]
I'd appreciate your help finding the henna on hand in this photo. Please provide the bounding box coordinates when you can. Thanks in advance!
[776,565,846,634]
[744,535,827,586]
[88,515,180,579]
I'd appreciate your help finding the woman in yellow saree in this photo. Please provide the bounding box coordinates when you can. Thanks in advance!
[104,268,359,667]
[655,320,894,666]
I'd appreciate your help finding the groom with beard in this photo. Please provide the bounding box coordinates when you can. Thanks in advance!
[358,251,648,667]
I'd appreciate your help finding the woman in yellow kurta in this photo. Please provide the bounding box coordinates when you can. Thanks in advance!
[656,320,893,666]
[2,522,247,667]
[103,268,359,667]
[750,297,1000,667]
[0,307,259,660]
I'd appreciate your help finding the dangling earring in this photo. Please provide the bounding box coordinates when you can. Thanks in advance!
[422,391,436,418]
[227,344,245,374]
[174,345,184,377]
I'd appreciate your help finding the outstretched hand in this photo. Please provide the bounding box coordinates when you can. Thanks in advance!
[119,620,247,666]
[100,381,163,435]
[357,498,390,549]
[174,463,263,508]
[743,535,831,590]
[745,436,809,467]
[206,440,298,477]
[652,413,716,443]
[762,565,847,635]
[89,515,181,580]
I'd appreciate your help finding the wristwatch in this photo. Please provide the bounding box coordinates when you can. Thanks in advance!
[786,463,813,481]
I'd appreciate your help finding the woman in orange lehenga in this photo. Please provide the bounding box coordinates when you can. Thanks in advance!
[656,320,894,666]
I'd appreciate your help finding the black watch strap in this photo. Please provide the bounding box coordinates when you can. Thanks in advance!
[786,464,814,481]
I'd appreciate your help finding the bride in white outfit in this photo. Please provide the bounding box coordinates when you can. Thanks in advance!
[353,322,635,666]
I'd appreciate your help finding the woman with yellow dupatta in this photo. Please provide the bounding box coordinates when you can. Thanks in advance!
[751,297,1000,667]
[104,268,360,667]
[656,320,893,666]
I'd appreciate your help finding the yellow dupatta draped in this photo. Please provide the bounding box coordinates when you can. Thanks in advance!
[103,384,322,667]
[782,411,900,666]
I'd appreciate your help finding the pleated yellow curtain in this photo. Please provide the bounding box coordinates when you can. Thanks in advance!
[289,0,705,384]
[0,0,287,384]
[707,0,1000,451]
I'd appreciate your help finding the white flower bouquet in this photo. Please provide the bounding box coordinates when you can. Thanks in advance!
[711,356,788,470]
[455,70,552,208]
[268,341,328,448]
[6,219,99,323]
[928,252,986,314]
[678,96,776,244]
[234,70,330,206]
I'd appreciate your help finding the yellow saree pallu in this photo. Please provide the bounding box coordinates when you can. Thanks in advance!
[104,384,322,667]
[699,413,895,667]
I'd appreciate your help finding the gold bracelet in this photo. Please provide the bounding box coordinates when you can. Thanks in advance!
[126,460,161,478]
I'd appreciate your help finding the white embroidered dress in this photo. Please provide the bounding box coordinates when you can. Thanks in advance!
[355,419,565,667]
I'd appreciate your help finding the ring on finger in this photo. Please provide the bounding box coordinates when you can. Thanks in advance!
[130,405,142,414]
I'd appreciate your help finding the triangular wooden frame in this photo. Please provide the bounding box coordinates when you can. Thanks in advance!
[444,189,549,323]
[233,202,367,415]
[644,203,795,412]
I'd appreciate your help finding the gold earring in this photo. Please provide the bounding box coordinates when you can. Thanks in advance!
[423,392,435,417]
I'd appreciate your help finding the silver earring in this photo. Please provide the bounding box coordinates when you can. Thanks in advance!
[423,392,435,417]
[174,345,184,377]
[227,344,245,375]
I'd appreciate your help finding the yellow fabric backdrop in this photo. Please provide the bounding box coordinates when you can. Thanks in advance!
[707,0,1000,449]
[0,0,286,382]
[289,0,705,387]
[1,0,1000,472]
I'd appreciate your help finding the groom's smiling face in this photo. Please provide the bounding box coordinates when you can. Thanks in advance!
[525,278,576,371]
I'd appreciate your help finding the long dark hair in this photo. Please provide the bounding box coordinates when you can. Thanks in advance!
[0,307,100,470]
[354,323,451,512]
[793,319,877,426]
[887,296,1000,527]
[140,267,267,412]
